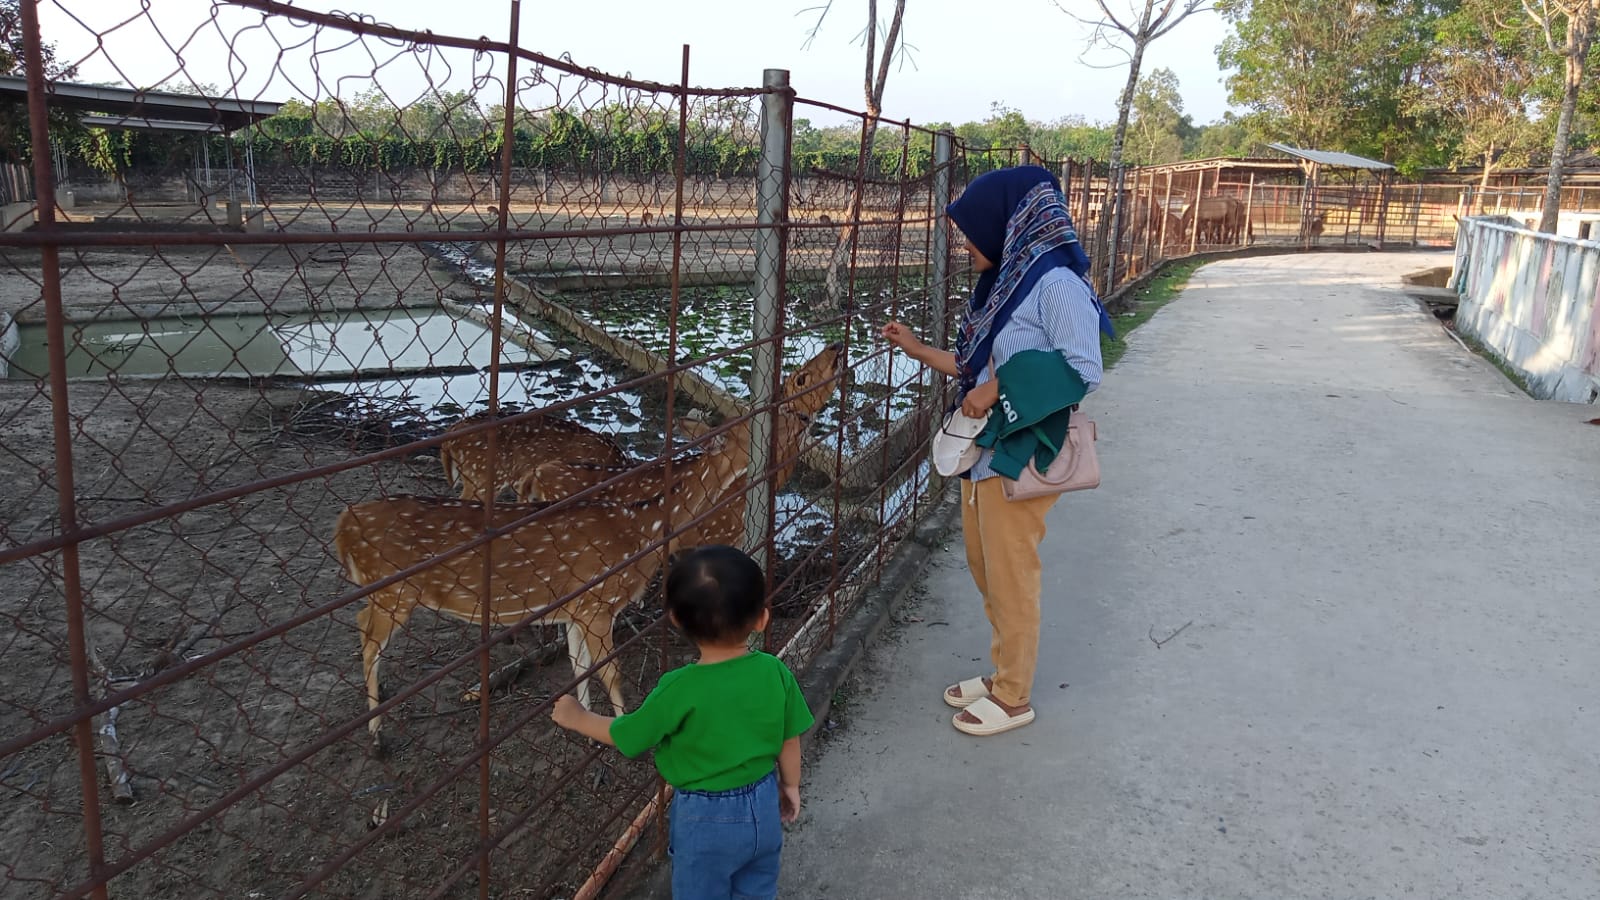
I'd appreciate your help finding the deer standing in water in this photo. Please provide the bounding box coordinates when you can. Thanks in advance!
[333,344,844,748]
[437,411,628,503]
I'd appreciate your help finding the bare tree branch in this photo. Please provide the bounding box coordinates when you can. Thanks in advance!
[871,0,907,112]
[1519,0,1559,51]
[864,0,878,110]
[1049,0,1210,288]
[1095,0,1140,38]
[798,1,838,52]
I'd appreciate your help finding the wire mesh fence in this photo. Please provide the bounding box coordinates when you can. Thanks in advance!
[0,3,967,898]
[4,2,1592,898]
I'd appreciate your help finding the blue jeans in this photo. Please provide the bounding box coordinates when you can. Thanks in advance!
[669,770,782,900]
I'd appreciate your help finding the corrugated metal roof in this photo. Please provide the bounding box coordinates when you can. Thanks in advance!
[0,75,280,133]
[1267,142,1394,171]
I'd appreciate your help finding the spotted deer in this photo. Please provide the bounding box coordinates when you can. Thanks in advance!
[334,344,845,746]
[437,411,628,503]
[515,343,845,551]
[336,430,744,747]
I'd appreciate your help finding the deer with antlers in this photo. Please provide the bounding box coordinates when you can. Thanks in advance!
[333,344,844,748]
[438,410,629,502]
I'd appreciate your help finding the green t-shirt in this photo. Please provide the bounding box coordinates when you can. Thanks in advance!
[609,651,814,792]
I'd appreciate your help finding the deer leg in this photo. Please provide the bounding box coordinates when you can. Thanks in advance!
[356,593,413,748]
[569,606,628,714]
[584,609,627,715]
[565,621,595,710]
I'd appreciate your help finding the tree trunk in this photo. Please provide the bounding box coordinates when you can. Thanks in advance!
[1537,8,1595,234]
[1475,146,1495,215]
[823,0,906,307]
[1096,19,1151,294]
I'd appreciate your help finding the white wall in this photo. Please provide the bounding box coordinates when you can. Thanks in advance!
[1451,216,1600,403]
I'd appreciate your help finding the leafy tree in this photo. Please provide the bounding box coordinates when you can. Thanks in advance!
[0,0,80,163]
[1126,67,1190,164]
[1408,0,1543,207]
[1216,0,1453,169]
[1034,115,1117,160]
[955,102,1033,149]
[1186,113,1258,157]
[1521,0,1597,231]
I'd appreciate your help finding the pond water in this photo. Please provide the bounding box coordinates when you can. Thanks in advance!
[4,308,536,380]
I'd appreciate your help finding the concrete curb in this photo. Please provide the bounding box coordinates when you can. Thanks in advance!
[793,486,964,747]
[609,485,964,900]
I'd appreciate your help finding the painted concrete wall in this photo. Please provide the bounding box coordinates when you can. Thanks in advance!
[1451,216,1600,403]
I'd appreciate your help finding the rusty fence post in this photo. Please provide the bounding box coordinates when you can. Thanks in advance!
[1412,184,1424,246]
[20,0,111,895]
[1243,172,1256,246]
[743,68,792,564]
[931,131,954,352]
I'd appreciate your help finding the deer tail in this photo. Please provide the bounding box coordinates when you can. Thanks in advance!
[439,445,459,488]
[332,508,366,585]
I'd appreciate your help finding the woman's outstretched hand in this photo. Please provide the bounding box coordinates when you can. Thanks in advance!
[880,321,923,354]
[883,321,960,377]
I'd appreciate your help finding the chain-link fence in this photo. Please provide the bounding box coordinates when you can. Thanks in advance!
[7,3,1597,898]
[0,2,983,898]
[1094,160,1487,287]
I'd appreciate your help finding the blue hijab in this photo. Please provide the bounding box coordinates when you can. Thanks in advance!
[946,165,1114,396]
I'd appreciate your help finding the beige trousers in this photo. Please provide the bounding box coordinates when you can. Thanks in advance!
[960,476,1058,707]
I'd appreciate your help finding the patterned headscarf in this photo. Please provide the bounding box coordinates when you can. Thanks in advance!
[947,165,1113,397]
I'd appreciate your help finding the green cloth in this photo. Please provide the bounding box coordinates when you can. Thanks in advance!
[608,651,814,792]
[976,349,1088,479]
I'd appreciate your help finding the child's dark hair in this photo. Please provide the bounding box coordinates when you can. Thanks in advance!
[665,545,767,644]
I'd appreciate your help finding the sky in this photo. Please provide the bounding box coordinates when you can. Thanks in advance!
[38,0,1238,128]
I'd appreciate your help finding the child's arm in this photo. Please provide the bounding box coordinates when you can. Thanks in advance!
[777,735,802,823]
[551,695,616,746]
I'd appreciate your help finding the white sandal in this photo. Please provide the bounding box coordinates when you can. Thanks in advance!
[952,696,1035,736]
[943,676,991,709]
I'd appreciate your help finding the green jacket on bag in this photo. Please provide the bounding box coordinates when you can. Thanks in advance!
[974,349,1088,480]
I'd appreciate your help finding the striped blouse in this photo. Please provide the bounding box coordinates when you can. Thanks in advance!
[967,267,1105,483]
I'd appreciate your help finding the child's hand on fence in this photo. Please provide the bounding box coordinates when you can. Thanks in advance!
[780,782,801,824]
[551,694,585,731]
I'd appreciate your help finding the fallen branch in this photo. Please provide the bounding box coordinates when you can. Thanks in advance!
[147,612,223,675]
[460,639,564,703]
[88,647,136,805]
[1148,620,1194,650]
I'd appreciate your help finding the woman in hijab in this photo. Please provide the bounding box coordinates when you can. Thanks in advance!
[882,164,1112,736]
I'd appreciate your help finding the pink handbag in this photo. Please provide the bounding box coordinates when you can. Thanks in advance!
[1001,413,1100,501]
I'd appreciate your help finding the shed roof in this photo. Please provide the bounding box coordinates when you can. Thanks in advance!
[0,76,280,134]
[1266,142,1394,171]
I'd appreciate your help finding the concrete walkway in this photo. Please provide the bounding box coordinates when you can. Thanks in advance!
[780,252,1600,899]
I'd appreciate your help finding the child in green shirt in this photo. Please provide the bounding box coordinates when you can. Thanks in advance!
[552,545,814,899]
